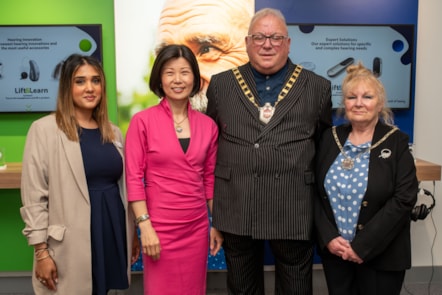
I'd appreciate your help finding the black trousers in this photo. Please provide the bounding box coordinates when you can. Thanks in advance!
[321,253,405,295]
[221,231,314,295]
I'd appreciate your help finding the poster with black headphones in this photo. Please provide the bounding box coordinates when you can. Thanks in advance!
[411,188,436,221]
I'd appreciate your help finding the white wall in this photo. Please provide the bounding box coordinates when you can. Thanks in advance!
[412,0,442,267]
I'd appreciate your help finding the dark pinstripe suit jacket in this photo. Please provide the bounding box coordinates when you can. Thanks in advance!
[314,122,418,270]
[206,60,332,240]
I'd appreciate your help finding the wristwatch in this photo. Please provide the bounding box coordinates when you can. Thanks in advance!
[135,214,150,225]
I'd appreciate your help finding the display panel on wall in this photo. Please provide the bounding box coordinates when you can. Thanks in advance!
[288,24,414,110]
[0,25,103,113]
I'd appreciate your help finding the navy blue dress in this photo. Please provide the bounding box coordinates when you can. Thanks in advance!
[79,128,128,295]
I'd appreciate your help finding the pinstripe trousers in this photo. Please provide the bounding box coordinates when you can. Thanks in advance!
[221,231,314,295]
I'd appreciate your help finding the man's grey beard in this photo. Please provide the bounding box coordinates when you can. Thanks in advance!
[189,91,208,113]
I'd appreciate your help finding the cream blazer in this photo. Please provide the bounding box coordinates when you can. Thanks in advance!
[20,114,134,295]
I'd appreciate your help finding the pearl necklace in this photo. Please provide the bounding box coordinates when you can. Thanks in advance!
[332,126,398,170]
[173,116,187,133]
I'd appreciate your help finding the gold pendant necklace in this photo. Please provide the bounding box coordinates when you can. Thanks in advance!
[259,102,275,124]
[340,151,367,170]
[174,116,187,133]
[232,65,303,124]
[341,157,356,170]
[332,126,398,170]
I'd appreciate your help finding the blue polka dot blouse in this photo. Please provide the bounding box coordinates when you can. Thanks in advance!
[324,139,371,241]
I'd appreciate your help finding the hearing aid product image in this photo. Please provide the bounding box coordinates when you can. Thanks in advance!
[326,57,354,77]
[373,57,382,77]
[52,60,66,80]
[28,59,40,81]
[19,58,40,81]
[20,58,29,80]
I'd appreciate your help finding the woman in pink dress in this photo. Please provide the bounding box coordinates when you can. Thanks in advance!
[125,44,223,295]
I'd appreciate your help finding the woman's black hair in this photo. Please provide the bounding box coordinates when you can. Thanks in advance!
[149,44,201,98]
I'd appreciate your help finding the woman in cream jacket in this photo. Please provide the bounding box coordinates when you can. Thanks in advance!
[20,54,139,295]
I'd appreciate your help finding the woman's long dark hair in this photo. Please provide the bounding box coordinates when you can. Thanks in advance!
[55,54,114,142]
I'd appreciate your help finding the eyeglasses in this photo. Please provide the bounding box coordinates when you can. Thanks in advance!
[248,34,288,46]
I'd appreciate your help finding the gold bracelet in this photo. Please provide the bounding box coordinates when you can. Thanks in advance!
[135,214,150,225]
[36,254,51,261]
[35,248,48,257]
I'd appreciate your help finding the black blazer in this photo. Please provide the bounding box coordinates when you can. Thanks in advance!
[207,60,332,240]
[315,122,418,270]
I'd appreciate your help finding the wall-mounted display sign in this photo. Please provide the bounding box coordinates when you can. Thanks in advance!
[288,24,414,109]
[0,25,102,113]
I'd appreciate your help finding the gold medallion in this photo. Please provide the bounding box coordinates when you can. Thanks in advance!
[259,102,275,124]
[341,158,354,170]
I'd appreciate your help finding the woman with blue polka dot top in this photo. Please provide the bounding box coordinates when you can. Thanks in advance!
[314,62,418,295]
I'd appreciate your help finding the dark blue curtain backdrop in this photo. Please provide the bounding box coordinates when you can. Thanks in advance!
[256,0,418,141]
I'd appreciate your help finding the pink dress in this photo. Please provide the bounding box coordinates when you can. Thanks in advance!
[125,99,218,295]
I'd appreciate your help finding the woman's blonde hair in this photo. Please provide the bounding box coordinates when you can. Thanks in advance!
[338,62,394,126]
[55,54,115,142]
